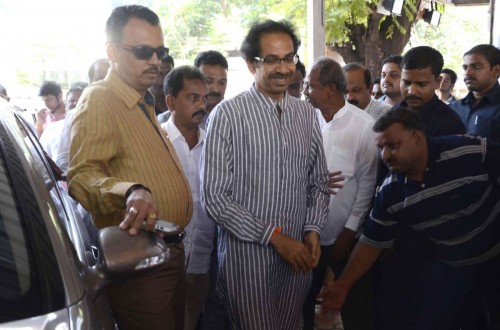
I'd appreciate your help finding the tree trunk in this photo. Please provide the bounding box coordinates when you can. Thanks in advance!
[329,3,421,79]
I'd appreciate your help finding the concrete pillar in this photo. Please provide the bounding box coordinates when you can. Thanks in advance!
[491,0,500,47]
[307,0,326,64]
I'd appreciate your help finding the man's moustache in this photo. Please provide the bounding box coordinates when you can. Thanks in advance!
[144,66,159,74]
[207,92,222,99]
[192,109,207,117]
[269,73,290,79]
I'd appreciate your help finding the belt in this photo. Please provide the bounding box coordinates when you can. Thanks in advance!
[163,230,186,244]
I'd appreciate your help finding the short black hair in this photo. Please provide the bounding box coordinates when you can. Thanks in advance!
[105,5,160,43]
[343,62,372,88]
[381,55,403,70]
[311,57,346,94]
[163,54,175,66]
[240,19,301,61]
[440,68,457,84]
[296,59,306,78]
[402,46,443,77]
[373,106,423,133]
[163,65,207,97]
[39,81,62,97]
[464,44,500,67]
[194,50,228,69]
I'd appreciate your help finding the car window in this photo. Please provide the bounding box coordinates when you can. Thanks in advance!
[15,113,97,264]
[0,121,65,323]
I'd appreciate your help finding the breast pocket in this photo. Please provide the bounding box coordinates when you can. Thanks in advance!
[471,115,500,141]
[325,145,355,180]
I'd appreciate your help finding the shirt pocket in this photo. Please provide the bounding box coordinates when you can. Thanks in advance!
[325,145,355,180]
[471,115,499,141]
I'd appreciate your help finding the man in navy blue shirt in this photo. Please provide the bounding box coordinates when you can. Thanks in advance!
[396,46,465,136]
[372,46,466,330]
[320,107,500,330]
[450,44,500,144]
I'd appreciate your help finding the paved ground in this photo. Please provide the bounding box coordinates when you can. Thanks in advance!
[314,306,344,330]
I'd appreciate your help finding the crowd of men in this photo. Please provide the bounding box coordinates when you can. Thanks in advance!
[1,4,500,330]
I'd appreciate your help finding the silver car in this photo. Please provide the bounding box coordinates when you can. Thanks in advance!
[0,99,170,329]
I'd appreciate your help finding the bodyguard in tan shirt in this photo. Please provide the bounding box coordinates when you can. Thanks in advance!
[68,5,191,330]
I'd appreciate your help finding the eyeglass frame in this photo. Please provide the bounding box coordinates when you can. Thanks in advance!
[253,53,299,67]
[114,43,169,61]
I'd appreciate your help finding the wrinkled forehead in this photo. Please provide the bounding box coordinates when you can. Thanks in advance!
[258,32,294,57]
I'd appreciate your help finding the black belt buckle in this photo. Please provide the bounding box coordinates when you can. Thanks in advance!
[163,230,186,244]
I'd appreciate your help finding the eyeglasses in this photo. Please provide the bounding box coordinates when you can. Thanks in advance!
[115,43,169,60]
[254,54,299,66]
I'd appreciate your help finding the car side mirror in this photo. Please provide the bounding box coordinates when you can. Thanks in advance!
[87,227,170,299]
[96,226,170,275]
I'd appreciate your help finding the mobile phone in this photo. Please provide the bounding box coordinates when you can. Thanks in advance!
[142,219,180,234]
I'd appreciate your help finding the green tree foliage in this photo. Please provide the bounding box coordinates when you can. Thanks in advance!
[408,5,489,73]
[166,0,420,74]
[155,0,225,59]
[154,0,486,77]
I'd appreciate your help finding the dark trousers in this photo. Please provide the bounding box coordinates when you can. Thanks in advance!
[372,227,434,330]
[303,245,374,330]
[106,243,186,330]
[374,226,500,330]
[417,253,500,330]
[201,227,229,330]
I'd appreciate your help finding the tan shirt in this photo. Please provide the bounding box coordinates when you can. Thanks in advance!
[68,70,192,228]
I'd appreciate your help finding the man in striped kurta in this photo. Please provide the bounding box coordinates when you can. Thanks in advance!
[68,6,192,330]
[321,107,500,330]
[201,20,329,330]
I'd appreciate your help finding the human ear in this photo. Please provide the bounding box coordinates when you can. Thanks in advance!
[107,43,117,62]
[491,64,500,79]
[166,94,175,112]
[245,59,257,75]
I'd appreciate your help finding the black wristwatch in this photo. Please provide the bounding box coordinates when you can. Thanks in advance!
[125,184,151,198]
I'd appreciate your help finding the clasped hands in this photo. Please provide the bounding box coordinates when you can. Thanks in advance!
[270,230,320,273]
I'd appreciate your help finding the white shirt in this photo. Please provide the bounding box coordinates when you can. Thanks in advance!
[40,119,66,163]
[364,98,392,121]
[162,118,214,274]
[316,102,378,245]
[54,109,76,173]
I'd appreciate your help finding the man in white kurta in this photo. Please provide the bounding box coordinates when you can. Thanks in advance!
[302,57,378,330]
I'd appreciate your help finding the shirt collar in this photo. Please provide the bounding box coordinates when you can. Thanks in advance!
[105,69,154,110]
[249,83,290,114]
[399,94,441,115]
[463,82,500,105]
[163,117,205,147]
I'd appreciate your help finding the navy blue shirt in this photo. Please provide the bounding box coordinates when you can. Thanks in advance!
[450,82,500,144]
[397,95,466,136]
[362,135,500,266]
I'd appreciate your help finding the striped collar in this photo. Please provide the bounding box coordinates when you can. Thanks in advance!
[104,69,155,110]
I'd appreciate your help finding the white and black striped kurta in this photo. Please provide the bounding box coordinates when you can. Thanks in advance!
[201,84,329,330]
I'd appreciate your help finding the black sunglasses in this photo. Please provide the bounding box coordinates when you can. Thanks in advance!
[115,43,169,60]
